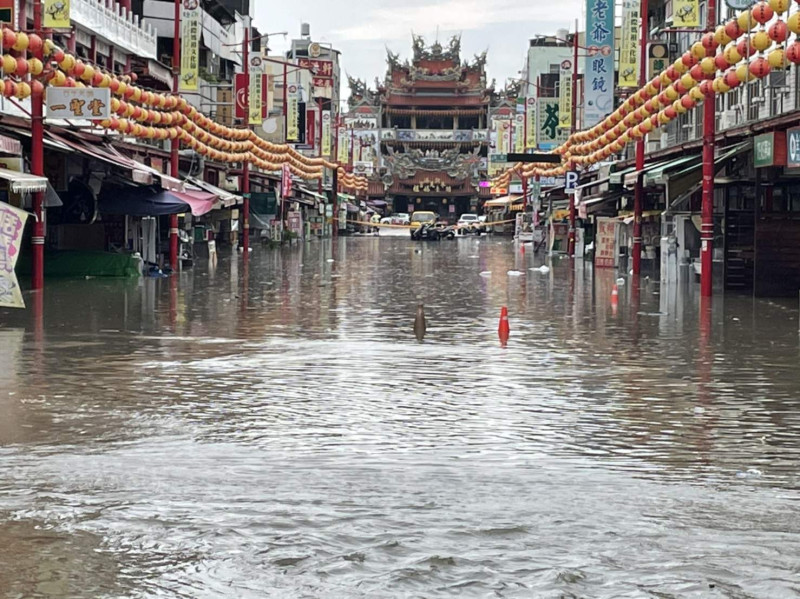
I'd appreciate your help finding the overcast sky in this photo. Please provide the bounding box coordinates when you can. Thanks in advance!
[254,0,583,103]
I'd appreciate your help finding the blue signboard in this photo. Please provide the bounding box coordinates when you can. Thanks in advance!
[585,0,615,127]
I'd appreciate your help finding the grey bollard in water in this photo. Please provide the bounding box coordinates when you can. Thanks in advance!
[413,303,426,341]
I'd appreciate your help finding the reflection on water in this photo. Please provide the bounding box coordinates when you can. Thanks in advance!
[2,237,800,598]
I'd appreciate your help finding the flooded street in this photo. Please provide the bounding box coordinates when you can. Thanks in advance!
[2,235,800,598]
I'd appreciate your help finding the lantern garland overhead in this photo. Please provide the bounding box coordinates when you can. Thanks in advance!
[0,27,368,191]
[492,0,793,189]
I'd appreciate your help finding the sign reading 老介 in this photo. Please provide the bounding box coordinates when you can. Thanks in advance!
[585,0,615,127]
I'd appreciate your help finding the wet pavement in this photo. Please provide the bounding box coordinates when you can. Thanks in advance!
[1,235,800,598]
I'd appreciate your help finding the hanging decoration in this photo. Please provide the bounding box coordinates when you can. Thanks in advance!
[0,27,368,190]
[491,1,792,188]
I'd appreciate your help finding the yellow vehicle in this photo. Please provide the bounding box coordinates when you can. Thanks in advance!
[409,211,437,229]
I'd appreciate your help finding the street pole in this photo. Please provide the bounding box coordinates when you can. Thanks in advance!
[31,0,44,290]
[283,62,288,140]
[242,25,250,256]
[317,97,323,195]
[700,0,716,298]
[332,114,339,239]
[169,0,180,272]
[632,0,649,276]
[567,21,579,257]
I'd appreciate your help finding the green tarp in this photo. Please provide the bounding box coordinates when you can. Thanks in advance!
[17,251,141,278]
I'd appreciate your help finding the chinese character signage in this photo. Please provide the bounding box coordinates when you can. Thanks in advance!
[536,99,569,150]
[286,84,299,142]
[558,60,573,128]
[44,0,70,29]
[585,0,615,127]
[248,56,264,126]
[525,98,536,148]
[321,111,331,157]
[492,118,510,155]
[235,73,267,120]
[672,0,699,26]
[619,0,640,88]
[754,131,786,168]
[281,163,292,198]
[786,127,800,168]
[179,0,201,91]
[338,127,349,163]
[298,59,334,79]
[514,114,525,153]
[46,88,110,119]
[595,216,617,268]
[0,202,29,309]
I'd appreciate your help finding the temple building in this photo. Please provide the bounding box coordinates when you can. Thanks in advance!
[343,36,495,219]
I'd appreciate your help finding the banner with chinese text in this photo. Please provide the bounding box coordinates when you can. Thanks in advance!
[558,60,573,128]
[585,0,614,126]
[321,111,331,157]
[179,0,201,92]
[619,0,640,88]
[525,98,536,148]
[514,114,525,153]
[44,0,70,29]
[286,85,299,141]
[0,202,29,308]
[338,127,349,163]
[249,57,264,126]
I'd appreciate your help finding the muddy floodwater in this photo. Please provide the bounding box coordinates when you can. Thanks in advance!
[2,236,800,598]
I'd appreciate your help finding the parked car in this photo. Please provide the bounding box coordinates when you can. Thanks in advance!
[457,213,484,235]
[393,213,410,225]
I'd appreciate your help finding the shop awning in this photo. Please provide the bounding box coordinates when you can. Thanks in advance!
[297,186,327,203]
[609,165,637,185]
[665,141,752,209]
[485,194,521,207]
[98,187,215,217]
[0,168,48,193]
[346,203,359,213]
[643,155,702,186]
[368,199,388,208]
[578,190,624,216]
[623,157,693,187]
[185,177,240,208]
[338,193,355,201]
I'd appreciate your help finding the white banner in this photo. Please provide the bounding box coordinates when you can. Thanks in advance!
[0,202,30,309]
[248,56,264,126]
[179,0,201,91]
[321,111,331,157]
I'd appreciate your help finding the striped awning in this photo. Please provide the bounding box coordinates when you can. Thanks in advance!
[0,168,48,193]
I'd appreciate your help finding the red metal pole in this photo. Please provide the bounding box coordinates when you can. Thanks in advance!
[317,97,323,195]
[31,0,44,290]
[632,0,649,276]
[700,0,716,298]
[242,26,250,256]
[332,114,339,239]
[567,22,579,257]
[169,0,180,272]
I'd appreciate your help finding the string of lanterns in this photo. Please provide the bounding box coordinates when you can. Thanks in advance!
[492,0,793,188]
[0,27,368,191]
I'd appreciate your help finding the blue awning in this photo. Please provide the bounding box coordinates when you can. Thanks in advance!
[99,186,216,217]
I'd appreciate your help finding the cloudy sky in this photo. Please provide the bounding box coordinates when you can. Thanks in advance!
[254,0,583,104]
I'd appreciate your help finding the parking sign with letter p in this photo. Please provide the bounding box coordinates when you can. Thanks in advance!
[565,170,579,194]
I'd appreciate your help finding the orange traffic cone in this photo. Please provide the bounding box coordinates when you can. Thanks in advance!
[521,244,526,255]
[611,284,619,308]
[498,306,510,345]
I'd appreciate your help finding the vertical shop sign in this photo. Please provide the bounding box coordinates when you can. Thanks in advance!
[179,0,201,91]
[585,0,615,126]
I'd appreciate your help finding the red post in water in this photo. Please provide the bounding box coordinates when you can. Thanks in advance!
[30,0,45,290]
[242,26,250,257]
[700,0,717,298]
[169,0,181,272]
[632,0,649,277]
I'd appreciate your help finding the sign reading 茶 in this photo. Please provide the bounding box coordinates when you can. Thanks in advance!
[47,88,110,119]
[585,0,615,127]
[536,99,569,150]
[179,0,201,91]
[0,202,29,309]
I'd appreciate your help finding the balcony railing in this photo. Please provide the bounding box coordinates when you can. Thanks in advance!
[70,0,157,59]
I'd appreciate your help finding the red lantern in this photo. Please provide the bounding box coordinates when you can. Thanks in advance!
[681,95,697,109]
[690,64,704,80]
[701,32,719,52]
[699,80,715,97]
[737,38,755,58]
[52,48,65,64]
[682,52,699,67]
[751,1,774,24]
[1,28,16,50]
[27,33,43,54]
[725,20,743,41]
[91,71,104,86]
[787,41,800,64]
[674,81,687,94]
[750,56,771,78]
[714,54,730,71]
[14,56,28,76]
[723,69,741,87]
[30,79,44,96]
[665,66,679,81]
[769,20,789,43]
